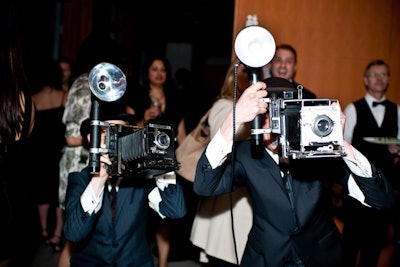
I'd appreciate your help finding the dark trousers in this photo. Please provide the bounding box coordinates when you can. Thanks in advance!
[341,197,390,267]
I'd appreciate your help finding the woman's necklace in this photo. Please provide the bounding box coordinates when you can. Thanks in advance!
[149,89,166,115]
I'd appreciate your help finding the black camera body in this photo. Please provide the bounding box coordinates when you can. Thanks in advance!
[104,121,179,179]
[267,93,346,159]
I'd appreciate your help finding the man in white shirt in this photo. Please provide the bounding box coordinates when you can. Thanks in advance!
[342,59,400,267]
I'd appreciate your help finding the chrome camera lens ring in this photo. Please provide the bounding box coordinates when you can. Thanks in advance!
[312,115,334,137]
[154,131,171,150]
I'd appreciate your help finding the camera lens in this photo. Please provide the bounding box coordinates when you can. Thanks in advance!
[312,115,334,137]
[154,131,170,150]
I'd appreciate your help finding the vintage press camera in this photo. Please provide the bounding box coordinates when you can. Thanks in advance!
[104,120,179,179]
[88,62,180,178]
[266,87,346,159]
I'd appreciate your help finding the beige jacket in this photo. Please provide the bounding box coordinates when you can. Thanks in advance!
[190,98,253,264]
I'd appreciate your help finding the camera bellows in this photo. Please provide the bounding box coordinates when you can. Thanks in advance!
[106,122,180,179]
[121,130,146,161]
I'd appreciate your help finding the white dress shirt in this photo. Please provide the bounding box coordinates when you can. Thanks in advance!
[80,171,176,216]
[344,93,400,143]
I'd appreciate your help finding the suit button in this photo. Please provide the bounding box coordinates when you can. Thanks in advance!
[291,226,299,234]
[113,242,118,247]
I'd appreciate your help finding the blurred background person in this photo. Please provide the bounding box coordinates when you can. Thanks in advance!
[57,57,75,92]
[190,59,252,267]
[342,59,400,267]
[0,34,36,267]
[29,58,67,252]
[269,43,316,99]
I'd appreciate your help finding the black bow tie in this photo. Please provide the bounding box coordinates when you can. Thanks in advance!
[372,100,388,107]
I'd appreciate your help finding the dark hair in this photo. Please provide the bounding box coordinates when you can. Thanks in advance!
[141,55,172,86]
[364,59,390,77]
[276,44,297,63]
[0,34,32,143]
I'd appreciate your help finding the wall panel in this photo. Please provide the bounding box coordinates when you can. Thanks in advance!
[233,0,400,108]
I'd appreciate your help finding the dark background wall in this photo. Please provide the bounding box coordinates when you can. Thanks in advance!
[6,0,398,111]
[4,0,235,104]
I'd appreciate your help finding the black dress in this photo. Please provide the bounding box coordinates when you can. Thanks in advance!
[29,106,66,205]
[125,80,184,132]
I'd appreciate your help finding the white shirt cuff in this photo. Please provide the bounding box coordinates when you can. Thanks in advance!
[155,171,176,191]
[148,188,166,219]
[343,145,372,207]
[347,176,370,207]
[205,129,233,169]
[80,185,104,215]
[343,145,372,177]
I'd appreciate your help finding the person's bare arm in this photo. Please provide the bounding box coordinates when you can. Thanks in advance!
[65,136,83,147]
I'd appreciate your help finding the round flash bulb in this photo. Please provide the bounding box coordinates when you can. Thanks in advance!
[89,62,127,102]
[234,26,276,68]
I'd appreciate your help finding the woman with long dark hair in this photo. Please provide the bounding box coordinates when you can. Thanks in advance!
[0,35,35,267]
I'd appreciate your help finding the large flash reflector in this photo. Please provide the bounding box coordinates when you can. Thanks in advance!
[234,25,276,68]
[89,62,127,102]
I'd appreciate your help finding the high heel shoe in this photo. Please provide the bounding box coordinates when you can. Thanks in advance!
[48,235,62,253]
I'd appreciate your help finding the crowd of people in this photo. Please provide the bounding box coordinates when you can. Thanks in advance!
[1,28,400,267]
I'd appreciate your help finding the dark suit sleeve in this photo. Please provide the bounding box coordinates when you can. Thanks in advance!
[193,151,237,196]
[64,170,99,242]
[351,163,395,210]
[158,182,187,219]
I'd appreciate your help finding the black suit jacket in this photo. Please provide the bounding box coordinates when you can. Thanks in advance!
[64,167,186,267]
[194,141,394,267]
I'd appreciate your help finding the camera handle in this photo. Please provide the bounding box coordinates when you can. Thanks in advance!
[247,66,263,146]
[89,97,101,174]
[246,67,265,158]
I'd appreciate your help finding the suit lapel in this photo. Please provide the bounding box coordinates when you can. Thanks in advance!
[263,152,288,192]
[290,175,301,204]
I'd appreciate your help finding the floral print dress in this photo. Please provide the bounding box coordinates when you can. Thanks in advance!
[58,74,91,209]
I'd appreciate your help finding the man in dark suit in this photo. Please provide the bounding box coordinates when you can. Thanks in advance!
[193,81,395,267]
[269,43,316,99]
[64,116,186,267]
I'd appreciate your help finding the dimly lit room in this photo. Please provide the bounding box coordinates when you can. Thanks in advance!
[1,1,400,267]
